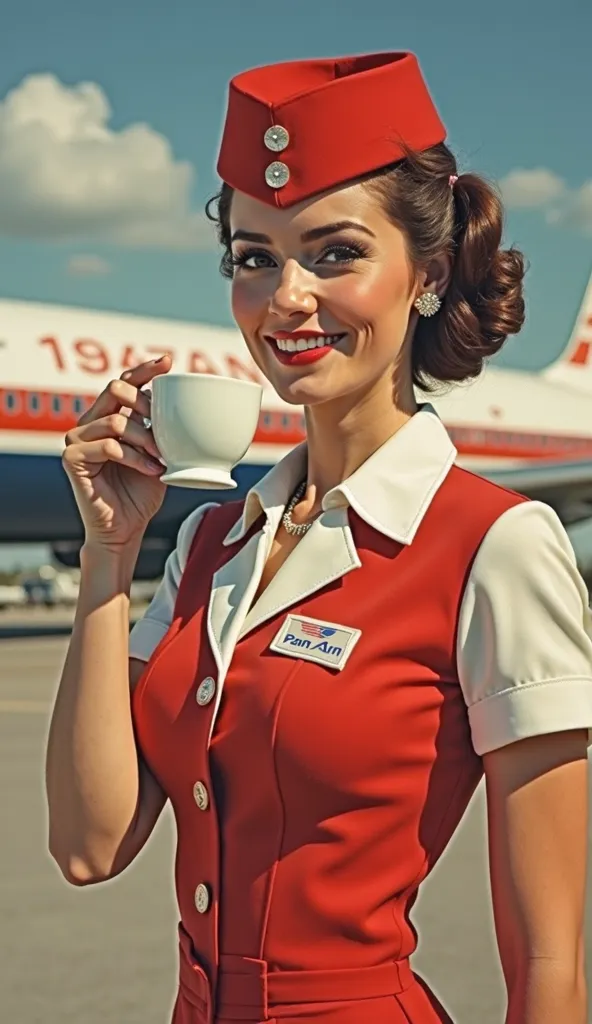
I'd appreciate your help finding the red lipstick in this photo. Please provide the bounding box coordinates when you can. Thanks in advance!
[266,330,345,366]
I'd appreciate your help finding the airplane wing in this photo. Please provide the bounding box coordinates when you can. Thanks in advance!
[479,458,592,518]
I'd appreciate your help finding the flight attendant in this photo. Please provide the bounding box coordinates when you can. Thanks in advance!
[46,52,592,1024]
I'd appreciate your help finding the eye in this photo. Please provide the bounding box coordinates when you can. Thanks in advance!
[230,248,276,271]
[318,242,370,265]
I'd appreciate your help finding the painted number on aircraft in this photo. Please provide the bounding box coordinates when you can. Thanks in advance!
[38,336,262,383]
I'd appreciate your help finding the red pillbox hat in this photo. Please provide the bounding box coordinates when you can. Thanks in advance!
[217,51,446,208]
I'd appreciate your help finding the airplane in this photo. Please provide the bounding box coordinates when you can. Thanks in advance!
[1,267,592,581]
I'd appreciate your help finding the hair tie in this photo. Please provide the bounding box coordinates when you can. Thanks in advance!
[449,174,459,188]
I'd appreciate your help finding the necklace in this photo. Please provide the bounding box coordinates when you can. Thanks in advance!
[282,480,312,536]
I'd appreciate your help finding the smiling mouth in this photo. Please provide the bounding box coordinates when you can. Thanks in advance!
[268,333,346,352]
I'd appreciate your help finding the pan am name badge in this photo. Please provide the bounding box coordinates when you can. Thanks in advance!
[270,614,361,671]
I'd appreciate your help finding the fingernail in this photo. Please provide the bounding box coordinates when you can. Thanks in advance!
[152,355,167,364]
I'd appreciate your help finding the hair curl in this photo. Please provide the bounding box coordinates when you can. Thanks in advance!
[205,143,526,389]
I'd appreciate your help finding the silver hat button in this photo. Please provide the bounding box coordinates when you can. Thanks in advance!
[264,125,290,152]
[265,161,290,189]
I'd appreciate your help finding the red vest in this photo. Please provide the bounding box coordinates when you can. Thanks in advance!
[132,466,525,1024]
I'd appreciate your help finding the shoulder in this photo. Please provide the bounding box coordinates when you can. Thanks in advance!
[175,497,247,564]
[429,464,527,542]
[128,501,220,663]
[457,499,592,756]
[128,497,248,663]
[468,499,579,586]
[174,501,220,560]
[447,463,527,510]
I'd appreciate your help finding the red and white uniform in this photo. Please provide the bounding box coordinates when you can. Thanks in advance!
[130,406,592,1024]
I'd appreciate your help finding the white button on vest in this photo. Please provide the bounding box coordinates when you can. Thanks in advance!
[195,883,210,914]
[196,677,215,706]
[193,780,209,811]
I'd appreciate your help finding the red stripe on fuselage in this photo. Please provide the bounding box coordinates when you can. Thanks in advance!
[2,386,592,461]
[569,340,592,366]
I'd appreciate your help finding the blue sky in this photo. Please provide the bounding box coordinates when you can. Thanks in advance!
[1,0,590,369]
[1,0,591,569]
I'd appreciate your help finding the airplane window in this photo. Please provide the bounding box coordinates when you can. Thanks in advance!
[262,412,272,429]
[28,393,41,415]
[281,415,291,430]
[4,391,20,414]
[51,395,62,415]
[72,396,85,415]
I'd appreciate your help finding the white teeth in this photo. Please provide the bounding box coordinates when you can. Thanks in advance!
[274,334,343,352]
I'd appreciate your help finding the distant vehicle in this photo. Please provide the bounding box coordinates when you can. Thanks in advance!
[1,267,592,579]
[21,566,79,607]
[0,583,27,610]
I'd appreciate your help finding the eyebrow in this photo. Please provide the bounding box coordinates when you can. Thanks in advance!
[230,220,376,244]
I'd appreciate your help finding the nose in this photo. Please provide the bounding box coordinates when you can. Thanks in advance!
[269,259,318,319]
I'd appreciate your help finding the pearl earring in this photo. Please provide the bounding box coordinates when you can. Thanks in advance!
[414,292,441,317]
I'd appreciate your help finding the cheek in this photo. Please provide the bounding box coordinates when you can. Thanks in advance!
[230,278,272,372]
[231,277,267,328]
[329,266,411,327]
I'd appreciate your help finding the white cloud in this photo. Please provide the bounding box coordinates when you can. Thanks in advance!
[66,254,112,276]
[498,168,567,208]
[560,180,592,235]
[498,167,592,235]
[0,74,216,250]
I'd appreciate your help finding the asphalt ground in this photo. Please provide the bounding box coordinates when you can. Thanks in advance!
[1,634,590,1023]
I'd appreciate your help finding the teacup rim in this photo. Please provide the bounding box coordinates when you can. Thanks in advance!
[152,372,262,392]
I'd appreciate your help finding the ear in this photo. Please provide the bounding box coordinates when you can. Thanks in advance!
[416,252,453,300]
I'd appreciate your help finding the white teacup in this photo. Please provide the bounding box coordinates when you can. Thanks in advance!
[150,373,263,489]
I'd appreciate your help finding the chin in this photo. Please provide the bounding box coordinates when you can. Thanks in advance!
[269,374,348,409]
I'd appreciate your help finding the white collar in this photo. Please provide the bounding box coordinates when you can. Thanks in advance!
[223,403,457,547]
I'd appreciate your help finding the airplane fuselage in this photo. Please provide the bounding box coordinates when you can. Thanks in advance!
[2,297,592,576]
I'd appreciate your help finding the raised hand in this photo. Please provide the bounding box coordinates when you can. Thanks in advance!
[62,355,172,552]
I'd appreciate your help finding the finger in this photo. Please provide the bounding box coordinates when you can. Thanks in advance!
[78,376,153,426]
[118,387,152,421]
[128,409,156,437]
[63,438,164,478]
[120,354,172,388]
[65,413,162,460]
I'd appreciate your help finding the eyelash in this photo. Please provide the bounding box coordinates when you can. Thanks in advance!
[229,241,371,271]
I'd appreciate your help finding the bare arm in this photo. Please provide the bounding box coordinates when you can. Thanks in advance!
[45,543,166,885]
[484,729,588,1024]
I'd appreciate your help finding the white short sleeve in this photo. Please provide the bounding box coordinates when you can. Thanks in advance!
[128,502,219,662]
[457,500,592,755]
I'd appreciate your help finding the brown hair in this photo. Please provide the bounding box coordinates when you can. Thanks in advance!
[205,143,526,389]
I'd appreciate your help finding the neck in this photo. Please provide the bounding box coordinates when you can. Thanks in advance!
[300,374,417,513]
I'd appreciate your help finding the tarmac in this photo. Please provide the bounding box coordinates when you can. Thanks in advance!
[1,628,591,1023]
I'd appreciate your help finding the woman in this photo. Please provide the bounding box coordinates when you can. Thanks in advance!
[46,52,592,1023]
